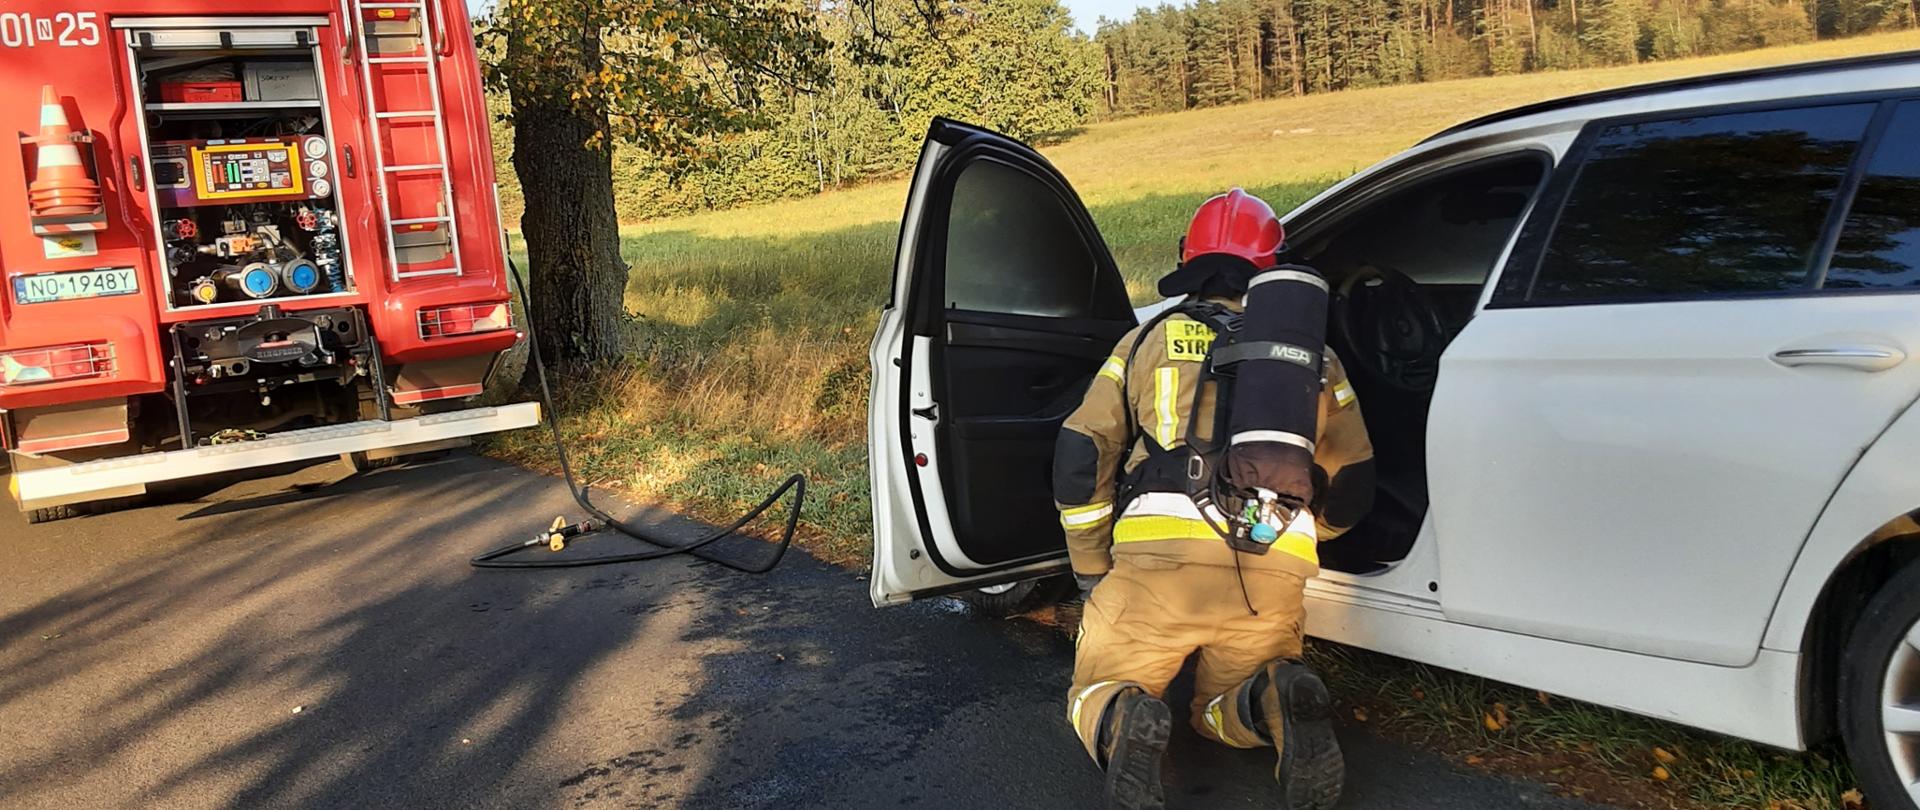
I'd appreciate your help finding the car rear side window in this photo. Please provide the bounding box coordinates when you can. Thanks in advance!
[1529,103,1877,302]
[943,158,1101,318]
[1826,102,1920,291]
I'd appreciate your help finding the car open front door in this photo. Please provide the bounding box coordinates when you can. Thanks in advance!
[868,118,1135,606]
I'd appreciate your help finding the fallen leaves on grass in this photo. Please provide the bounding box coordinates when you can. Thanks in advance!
[1352,707,1369,722]
[1651,766,1671,782]
[1842,788,1866,809]
[1483,702,1512,733]
[1653,747,1679,766]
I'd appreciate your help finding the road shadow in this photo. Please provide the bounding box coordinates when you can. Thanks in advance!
[0,454,1602,809]
[0,457,702,808]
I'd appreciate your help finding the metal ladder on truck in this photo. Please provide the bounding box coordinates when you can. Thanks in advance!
[346,0,464,282]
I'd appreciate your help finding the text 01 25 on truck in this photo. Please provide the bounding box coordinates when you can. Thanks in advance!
[1,1,539,521]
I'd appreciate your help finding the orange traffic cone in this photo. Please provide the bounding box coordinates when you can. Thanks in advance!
[28,85,101,217]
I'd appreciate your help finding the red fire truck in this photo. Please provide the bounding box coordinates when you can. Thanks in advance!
[1,1,537,522]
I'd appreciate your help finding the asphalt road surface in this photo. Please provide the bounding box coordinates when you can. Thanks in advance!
[0,453,1606,809]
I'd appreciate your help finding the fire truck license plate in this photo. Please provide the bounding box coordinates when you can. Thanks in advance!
[12,267,139,305]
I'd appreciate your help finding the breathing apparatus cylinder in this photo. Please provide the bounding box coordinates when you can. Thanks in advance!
[1221,264,1329,515]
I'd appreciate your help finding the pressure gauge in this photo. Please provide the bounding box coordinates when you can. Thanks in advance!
[310,178,332,198]
[308,160,328,178]
[302,136,329,159]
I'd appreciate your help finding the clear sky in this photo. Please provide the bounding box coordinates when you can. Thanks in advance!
[1062,0,1155,30]
[463,0,1158,34]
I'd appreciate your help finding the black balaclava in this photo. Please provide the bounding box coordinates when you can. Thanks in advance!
[1158,253,1262,300]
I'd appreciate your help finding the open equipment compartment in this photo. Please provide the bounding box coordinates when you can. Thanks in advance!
[124,18,352,309]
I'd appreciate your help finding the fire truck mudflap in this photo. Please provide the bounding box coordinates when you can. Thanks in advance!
[3,2,532,520]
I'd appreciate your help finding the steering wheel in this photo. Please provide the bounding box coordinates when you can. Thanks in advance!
[1332,265,1449,395]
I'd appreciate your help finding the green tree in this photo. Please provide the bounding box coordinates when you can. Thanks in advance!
[483,0,829,365]
[1585,0,1647,62]
[1189,0,1244,106]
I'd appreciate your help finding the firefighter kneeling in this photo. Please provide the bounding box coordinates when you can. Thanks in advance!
[1056,189,1374,810]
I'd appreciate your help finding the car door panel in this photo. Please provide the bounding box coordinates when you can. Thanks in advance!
[939,314,1130,567]
[869,119,1134,605]
[1434,298,1920,665]
[1431,96,1920,666]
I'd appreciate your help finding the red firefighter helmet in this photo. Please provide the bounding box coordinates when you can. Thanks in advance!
[1181,188,1283,269]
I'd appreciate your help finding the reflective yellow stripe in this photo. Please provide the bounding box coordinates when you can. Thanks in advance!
[1070,680,1118,728]
[1204,696,1227,738]
[1097,356,1126,385]
[1154,366,1179,447]
[1112,515,1318,565]
[1113,515,1214,543]
[1060,501,1114,529]
[1332,379,1355,407]
[1062,501,1112,517]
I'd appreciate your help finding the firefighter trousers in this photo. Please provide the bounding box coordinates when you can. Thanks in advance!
[1067,554,1309,759]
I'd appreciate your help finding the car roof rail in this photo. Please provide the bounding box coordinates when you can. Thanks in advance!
[1422,49,1920,144]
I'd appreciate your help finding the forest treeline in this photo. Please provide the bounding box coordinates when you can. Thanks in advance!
[490,0,1915,223]
[1094,0,1912,115]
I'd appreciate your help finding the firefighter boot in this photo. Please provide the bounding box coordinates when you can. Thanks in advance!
[1255,660,1343,809]
[1097,686,1172,810]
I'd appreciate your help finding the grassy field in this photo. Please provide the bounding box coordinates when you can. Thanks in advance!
[487,30,1920,809]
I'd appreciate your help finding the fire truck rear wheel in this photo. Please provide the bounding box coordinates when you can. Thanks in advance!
[25,504,81,524]
[342,451,397,474]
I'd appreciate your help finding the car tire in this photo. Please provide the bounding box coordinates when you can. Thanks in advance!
[952,576,1070,618]
[1840,560,1920,810]
[24,504,79,524]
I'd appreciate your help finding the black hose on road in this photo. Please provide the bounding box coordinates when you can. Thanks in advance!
[468,244,806,572]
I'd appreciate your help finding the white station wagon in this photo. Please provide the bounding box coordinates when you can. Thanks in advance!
[866,52,1920,804]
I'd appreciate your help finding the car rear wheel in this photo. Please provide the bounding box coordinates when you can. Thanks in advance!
[1841,560,1920,809]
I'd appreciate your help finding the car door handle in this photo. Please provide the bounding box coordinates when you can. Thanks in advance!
[1771,345,1906,372]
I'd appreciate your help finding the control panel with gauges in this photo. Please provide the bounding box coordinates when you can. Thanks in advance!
[147,135,345,307]
[151,136,334,208]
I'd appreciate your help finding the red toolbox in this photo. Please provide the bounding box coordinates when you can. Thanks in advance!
[157,81,243,103]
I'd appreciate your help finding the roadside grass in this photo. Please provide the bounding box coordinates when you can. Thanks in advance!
[483,30,1920,810]
[1308,644,1862,810]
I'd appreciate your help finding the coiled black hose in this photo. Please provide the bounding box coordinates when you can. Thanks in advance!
[469,246,806,572]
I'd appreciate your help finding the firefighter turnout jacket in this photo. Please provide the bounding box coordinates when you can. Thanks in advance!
[1052,297,1374,580]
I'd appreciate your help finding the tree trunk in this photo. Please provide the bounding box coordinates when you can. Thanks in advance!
[508,34,629,377]
[1106,45,1120,113]
[1287,14,1304,96]
[1523,0,1537,57]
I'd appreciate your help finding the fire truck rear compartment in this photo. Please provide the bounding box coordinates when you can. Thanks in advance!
[4,6,523,519]
[131,32,352,308]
